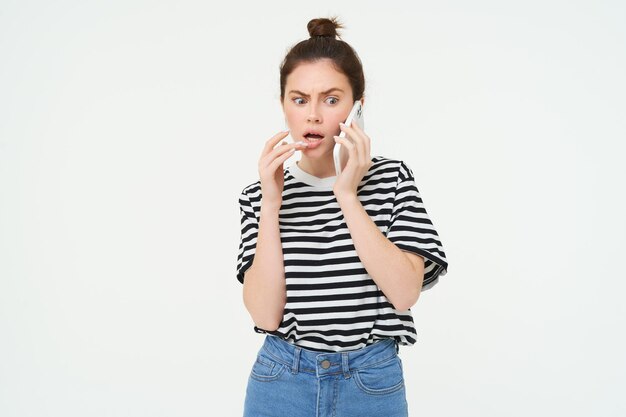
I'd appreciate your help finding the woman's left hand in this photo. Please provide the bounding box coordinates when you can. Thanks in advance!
[332,120,373,199]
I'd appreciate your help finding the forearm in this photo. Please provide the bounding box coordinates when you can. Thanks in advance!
[242,202,286,330]
[337,194,424,311]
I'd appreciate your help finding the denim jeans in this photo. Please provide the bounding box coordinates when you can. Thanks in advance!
[243,335,409,417]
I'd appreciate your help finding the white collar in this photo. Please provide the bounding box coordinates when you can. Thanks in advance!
[287,161,337,188]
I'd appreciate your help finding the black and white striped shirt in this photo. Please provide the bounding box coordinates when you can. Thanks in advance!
[236,155,448,352]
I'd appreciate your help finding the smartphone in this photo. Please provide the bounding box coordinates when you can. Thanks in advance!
[333,100,365,176]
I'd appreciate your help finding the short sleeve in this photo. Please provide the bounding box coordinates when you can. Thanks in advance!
[236,188,259,284]
[386,161,449,291]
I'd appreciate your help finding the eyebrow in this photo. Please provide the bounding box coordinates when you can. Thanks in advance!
[288,88,345,97]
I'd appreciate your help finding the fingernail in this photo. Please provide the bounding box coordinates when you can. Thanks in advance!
[296,141,307,146]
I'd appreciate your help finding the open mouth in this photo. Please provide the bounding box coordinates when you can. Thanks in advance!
[304,133,324,141]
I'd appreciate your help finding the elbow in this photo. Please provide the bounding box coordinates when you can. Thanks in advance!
[390,287,421,312]
[242,267,286,331]
[253,306,285,331]
[392,296,418,312]
[256,320,281,332]
[390,258,425,311]
[243,300,285,332]
[242,289,285,332]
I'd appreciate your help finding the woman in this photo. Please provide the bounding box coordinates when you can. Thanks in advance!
[236,16,449,417]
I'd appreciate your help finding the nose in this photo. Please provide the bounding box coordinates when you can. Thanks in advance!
[307,103,321,123]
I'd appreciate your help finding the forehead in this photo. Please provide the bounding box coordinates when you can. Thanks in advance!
[286,59,351,92]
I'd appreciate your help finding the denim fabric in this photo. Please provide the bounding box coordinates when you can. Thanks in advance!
[243,335,409,417]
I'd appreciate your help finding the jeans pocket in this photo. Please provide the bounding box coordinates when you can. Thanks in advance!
[354,356,405,395]
[249,351,287,382]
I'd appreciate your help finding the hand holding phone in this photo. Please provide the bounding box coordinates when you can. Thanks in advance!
[333,101,365,176]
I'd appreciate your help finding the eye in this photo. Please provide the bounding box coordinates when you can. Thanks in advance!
[326,97,339,105]
[293,97,306,105]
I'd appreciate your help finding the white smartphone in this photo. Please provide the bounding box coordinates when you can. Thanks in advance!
[333,100,365,176]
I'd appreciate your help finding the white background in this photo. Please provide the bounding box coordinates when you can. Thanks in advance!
[1,1,625,416]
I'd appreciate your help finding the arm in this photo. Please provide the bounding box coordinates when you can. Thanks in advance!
[336,194,425,311]
[242,202,286,331]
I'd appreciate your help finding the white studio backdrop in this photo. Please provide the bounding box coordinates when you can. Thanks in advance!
[1,1,625,416]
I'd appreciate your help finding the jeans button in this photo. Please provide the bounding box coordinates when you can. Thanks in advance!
[320,359,331,369]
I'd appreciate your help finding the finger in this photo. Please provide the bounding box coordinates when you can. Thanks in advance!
[351,121,371,147]
[339,122,365,144]
[342,120,370,143]
[272,140,307,155]
[353,123,372,165]
[351,122,368,165]
[334,135,357,164]
[348,121,371,166]
[261,140,307,168]
[262,130,290,156]
[339,122,366,165]
[268,147,296,172]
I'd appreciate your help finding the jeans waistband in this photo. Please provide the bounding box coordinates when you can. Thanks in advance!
[260,335,399,378]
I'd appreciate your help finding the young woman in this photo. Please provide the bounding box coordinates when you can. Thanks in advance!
[236,16,449,417]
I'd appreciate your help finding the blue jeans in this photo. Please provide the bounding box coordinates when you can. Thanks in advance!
[243,335,409,417]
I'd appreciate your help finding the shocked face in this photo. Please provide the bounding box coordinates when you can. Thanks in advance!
[282,59,359,156]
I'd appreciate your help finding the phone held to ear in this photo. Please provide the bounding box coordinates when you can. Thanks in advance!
[333,100,365,177]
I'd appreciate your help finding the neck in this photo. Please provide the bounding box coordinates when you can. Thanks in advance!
[297,158,336,179]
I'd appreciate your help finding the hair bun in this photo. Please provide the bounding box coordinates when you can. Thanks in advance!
[307,17,344,39]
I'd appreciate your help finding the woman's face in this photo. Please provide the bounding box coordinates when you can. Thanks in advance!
[282,59,362,158]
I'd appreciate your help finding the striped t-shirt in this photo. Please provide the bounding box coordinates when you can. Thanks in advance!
[236,155,448,352]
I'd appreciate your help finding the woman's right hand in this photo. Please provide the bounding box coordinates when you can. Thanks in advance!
[258,130,307,209]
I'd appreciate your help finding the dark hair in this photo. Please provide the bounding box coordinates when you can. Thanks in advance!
[279,17,365,103]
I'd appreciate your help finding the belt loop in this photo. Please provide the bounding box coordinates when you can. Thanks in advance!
[395,341,399,354]
[341,352,351,379]
[291,346,301,374]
